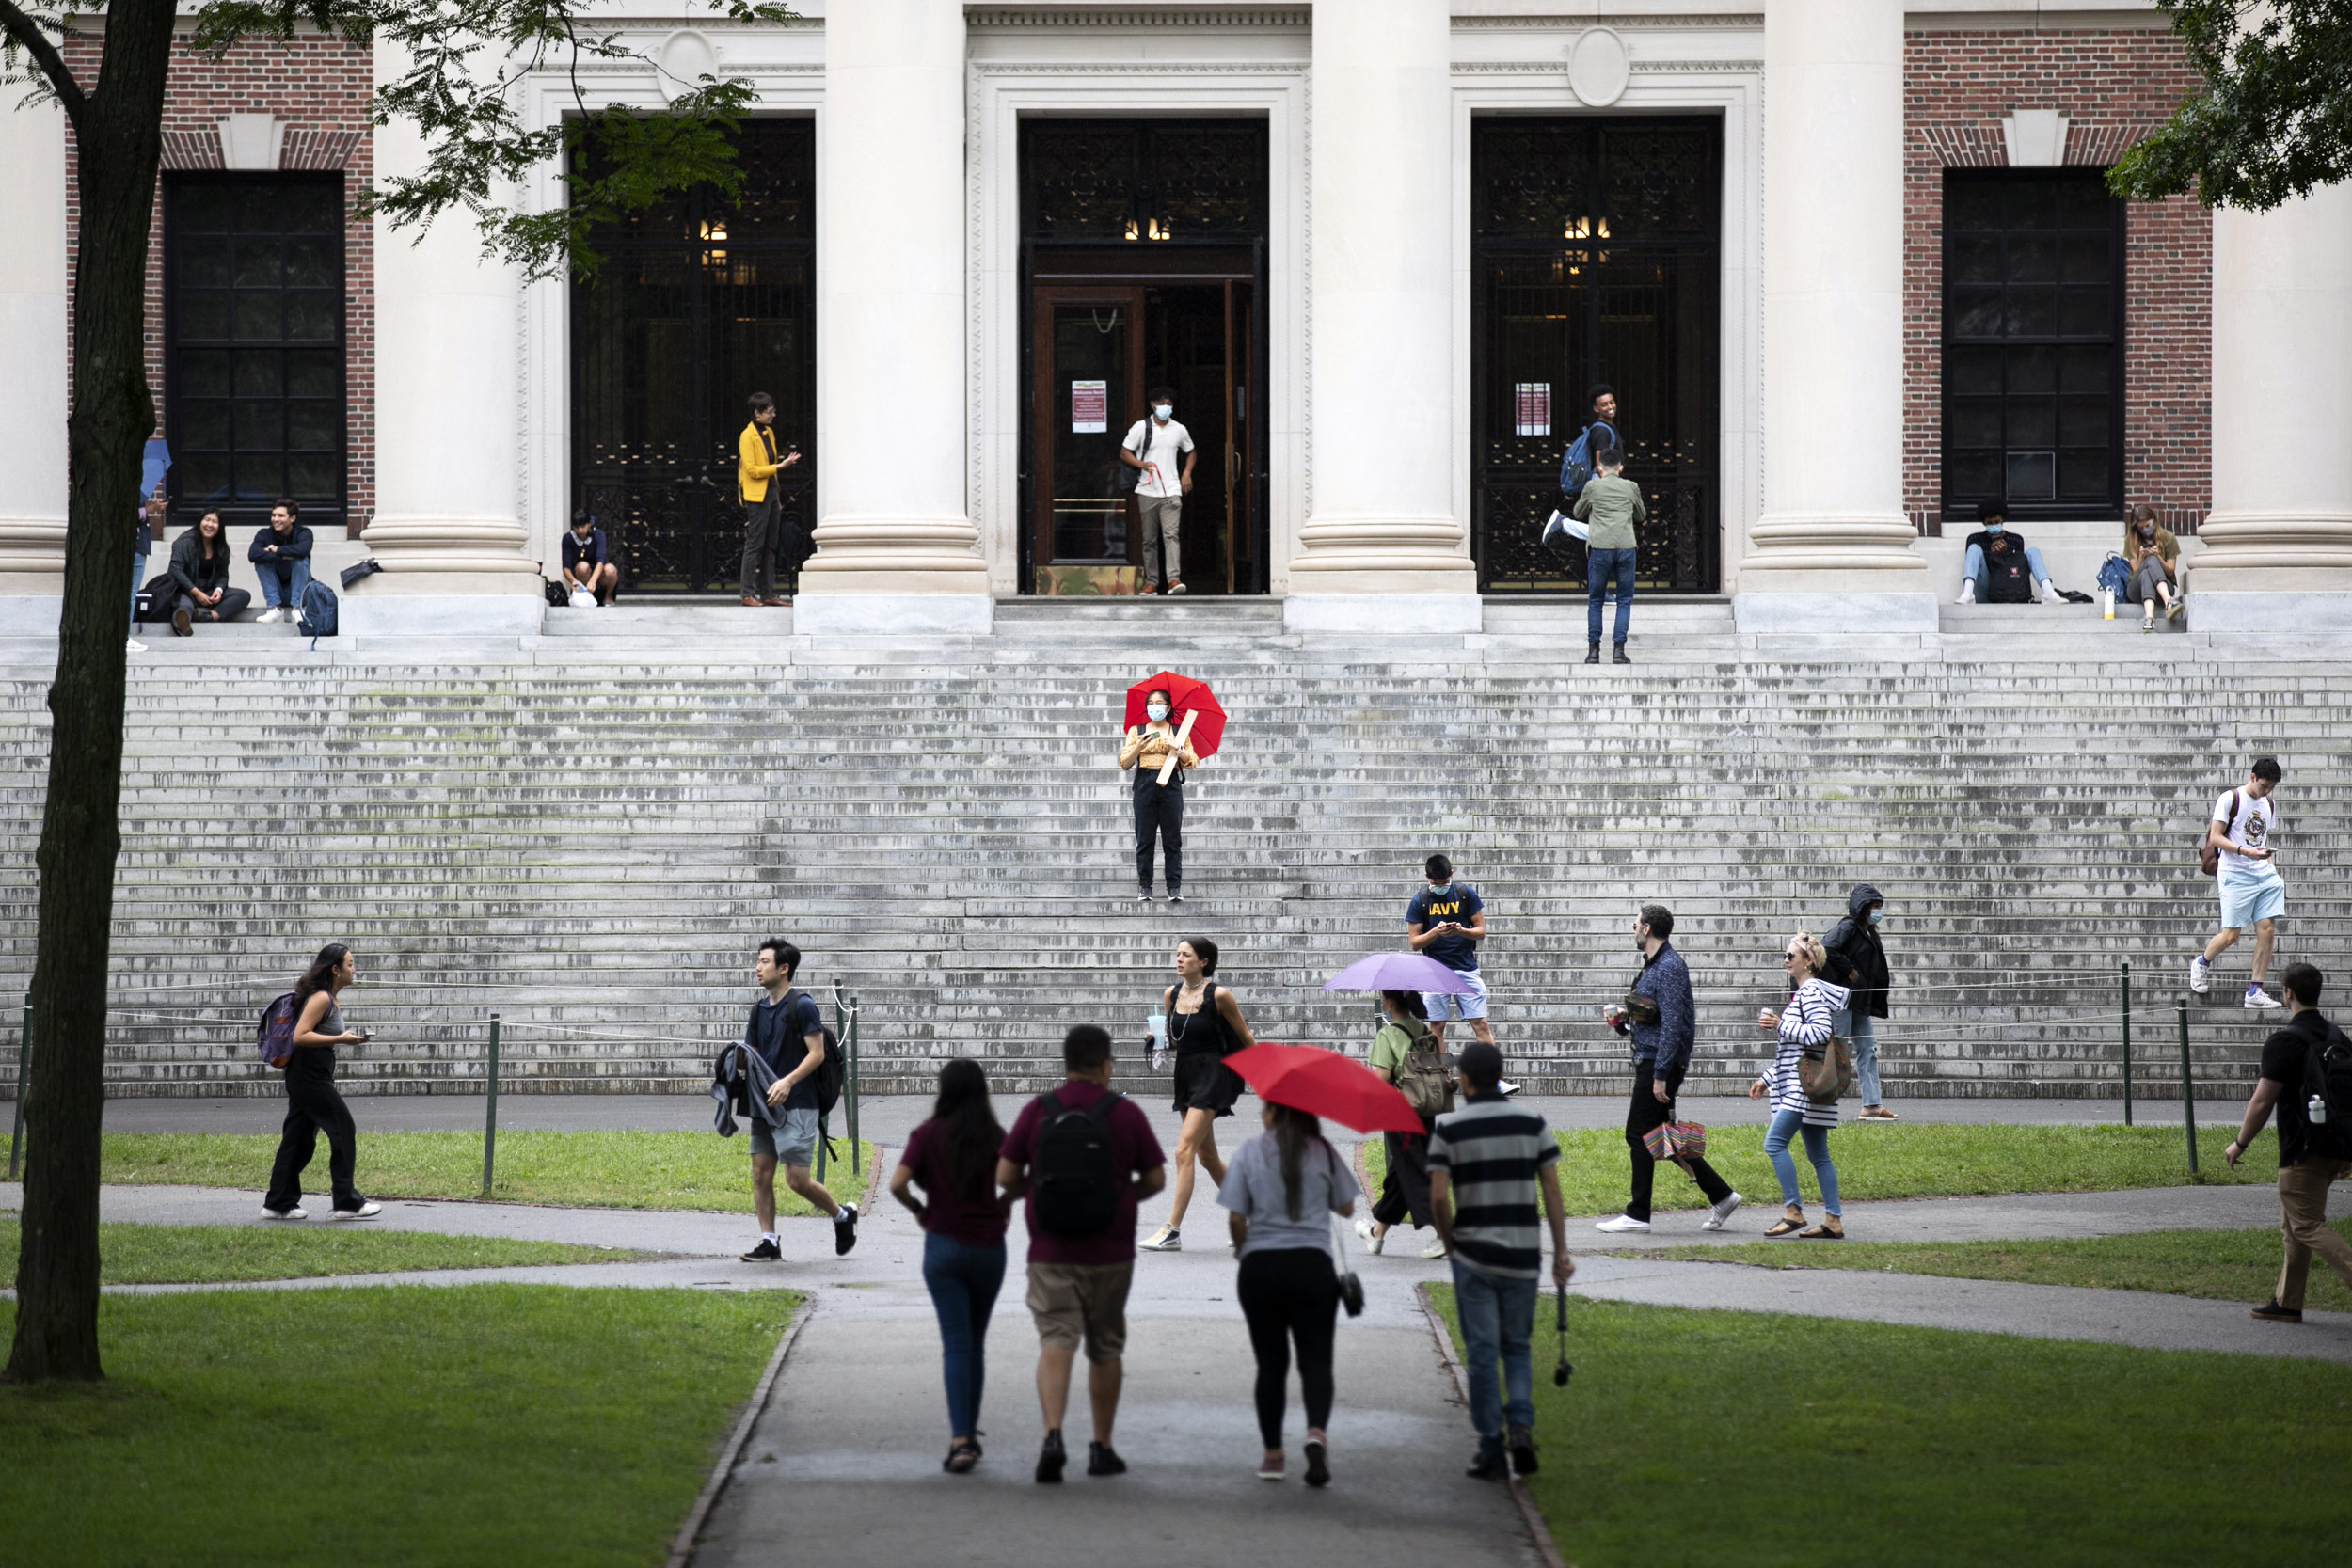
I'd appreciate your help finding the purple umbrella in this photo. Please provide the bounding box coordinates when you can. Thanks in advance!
[1321,951,1479,996]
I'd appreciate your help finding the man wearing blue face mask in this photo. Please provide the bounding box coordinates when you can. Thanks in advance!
[1957,501,2059,607]
[1822,885,1895,1119]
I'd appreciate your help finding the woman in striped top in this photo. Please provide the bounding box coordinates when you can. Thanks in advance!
[1748,933,1850,1240]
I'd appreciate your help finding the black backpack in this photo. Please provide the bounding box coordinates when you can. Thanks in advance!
[813,1025,843,1117]
[1029,1088,1122,1237]
[1981,534,2033,603]
[2304,1019,2352,1162]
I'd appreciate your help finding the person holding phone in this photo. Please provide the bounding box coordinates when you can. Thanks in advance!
[262,942,381,1220]
[1408,855,1518,1095]
[738,390,802,607]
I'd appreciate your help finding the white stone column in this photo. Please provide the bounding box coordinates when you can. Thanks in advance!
[796,0,990,635]
[355,40,542,634]
[1287,0,1476,633]
[1734,0,1932,633]
[2190,182,2352,631]
[0,82,71,631]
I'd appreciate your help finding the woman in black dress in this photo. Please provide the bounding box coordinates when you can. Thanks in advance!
[1140,936,1257,1253]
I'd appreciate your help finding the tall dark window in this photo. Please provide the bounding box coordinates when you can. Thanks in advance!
[1942,170,2124,521]
[164,175,346,530]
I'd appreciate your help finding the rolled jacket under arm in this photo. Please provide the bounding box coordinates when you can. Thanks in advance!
[1119,723,1198,774]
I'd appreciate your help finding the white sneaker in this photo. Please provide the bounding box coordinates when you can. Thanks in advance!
[331,1201,384,1220]
[1140,1225,1181,1252]
[2245,986,2282,1010]
[2189,957,2212,994]
[1355,1217,1385,1256]
[1498,1079,1523,1097]
[261,1204,306,1221]
[1957,580,1977,604]
[1700,1192,1744,1232]
[2039,581,2061,606]
[1420,1236,1449,1259]
[1595,1214,1652,1234]
[124,638,146,653]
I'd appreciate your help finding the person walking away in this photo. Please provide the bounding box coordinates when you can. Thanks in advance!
[127,487,163,652]
[1573,446,1645,664]
[1408,855,1518,1093]
[262,943,380,1220]
[1142,937,1255,1252]
[166,510,251,635]
[1751,933,1848,1239]
[2193,757,2287,1009]
[737,391,801,607]
[1220,1102,1359,1485]
[1359,990,1450,1259]
[889,1059,1012,1471]
[996,1024,1167,1482]
[1822,884,1896,1120]
[2224,963,2352,1323]
[736,938,858,1261]
[1120,387,1196,594]
[1430,1041,1571,1481]
[561,509,620,606]
[1956,501,2060,606]
[1119,689,1198,903]
[1597,905,1741,1233]
[2122,503,2182,629]
[248,498,314,624]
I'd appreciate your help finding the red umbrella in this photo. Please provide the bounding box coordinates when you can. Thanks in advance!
[1122,671,1227,763]
[1222,1043,1425,1135]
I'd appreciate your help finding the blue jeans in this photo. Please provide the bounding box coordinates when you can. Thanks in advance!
[1449,1259,1536,1448]
[1962,543,2048,599]
[1763,1108,1840,1215]
[129,548,148,633]
[257,554,312,610]
[1834,1008,1881,1107]
[921,1231,1006,1439]
[1587,546,1636,645]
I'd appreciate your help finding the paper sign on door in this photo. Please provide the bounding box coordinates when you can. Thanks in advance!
[1071,380,1108,434]
[1515,383,1550,437]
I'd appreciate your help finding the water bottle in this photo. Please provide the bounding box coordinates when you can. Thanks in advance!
[2312,1092,2328,1126]
[2101,588,2114,620]
[1148,1009,1168,1073]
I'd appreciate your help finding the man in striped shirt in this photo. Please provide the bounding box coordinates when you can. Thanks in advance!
[1429,1041,1572,1481]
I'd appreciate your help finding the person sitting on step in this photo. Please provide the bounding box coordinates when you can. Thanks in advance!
[164,510,253,635]
[1956,501,2060,607]
[2123,503,2182,631]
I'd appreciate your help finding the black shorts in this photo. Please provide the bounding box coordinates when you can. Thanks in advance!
[1173,1050,1244,1117]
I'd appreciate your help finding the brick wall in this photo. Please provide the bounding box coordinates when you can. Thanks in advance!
[1904,28,2210,535]
[64,27,374,538]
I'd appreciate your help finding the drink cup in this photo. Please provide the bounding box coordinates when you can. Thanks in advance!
[1756,1007,1774,1028]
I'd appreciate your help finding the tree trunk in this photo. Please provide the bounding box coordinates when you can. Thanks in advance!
[6,0,179,1384]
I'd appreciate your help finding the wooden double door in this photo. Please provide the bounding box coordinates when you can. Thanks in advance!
[1027,270,1262,595]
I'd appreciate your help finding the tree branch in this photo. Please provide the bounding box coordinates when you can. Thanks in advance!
[0,0,87,123]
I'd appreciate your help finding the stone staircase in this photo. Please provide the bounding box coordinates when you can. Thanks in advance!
[1,599,2344,1101]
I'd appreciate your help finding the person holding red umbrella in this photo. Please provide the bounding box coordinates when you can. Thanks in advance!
[1119,683,1200,902]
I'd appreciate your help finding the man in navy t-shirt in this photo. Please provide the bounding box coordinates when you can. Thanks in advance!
[1407,854,1515,1093]
[739,937,857,1261]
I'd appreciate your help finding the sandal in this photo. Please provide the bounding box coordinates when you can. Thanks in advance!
[1798,1222,1845,1241]
[945,1439,979,1474]
[1763,1212,1804,1239]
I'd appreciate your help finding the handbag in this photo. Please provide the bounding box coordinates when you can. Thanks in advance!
[1639,1119,1708,1163]
[1797,1034,1855,1103]
[1327,1200,1365,1319]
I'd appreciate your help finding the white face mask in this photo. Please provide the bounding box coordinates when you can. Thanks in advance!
[1153,404,1172,420]
[1147,703,1169,721]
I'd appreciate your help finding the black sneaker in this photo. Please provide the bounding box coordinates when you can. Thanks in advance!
[1036,1429,1067,1484]
[1087,1440,1126,1477]
[1302,1438,1330,1489]
[740,1237,781,1261]
[2251,1299,2304,1323]
[1583,642,1600,664]
[1508,1423,1538,1476]
[834,1203,859,1257]
[1465,1446,1509,1481]
[1613,643,1631,665]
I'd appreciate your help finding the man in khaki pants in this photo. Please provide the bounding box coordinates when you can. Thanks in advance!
[2225,962,2352,1323]
[1120,386,1196,594]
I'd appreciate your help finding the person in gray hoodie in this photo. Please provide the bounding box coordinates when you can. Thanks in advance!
[1821,884,1894,1119]
[1572,446,1646,664]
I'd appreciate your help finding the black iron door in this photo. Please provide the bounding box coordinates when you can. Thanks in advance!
[1471,117,1721,594]
[571,120,814,594]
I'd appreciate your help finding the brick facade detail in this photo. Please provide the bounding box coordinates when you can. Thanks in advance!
[1904,28,2210,535]
[64,28,375,538]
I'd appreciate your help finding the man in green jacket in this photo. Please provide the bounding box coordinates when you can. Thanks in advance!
[1572,447,1645,664]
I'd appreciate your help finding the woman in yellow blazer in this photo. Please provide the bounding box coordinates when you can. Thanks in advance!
[739,391,801,606]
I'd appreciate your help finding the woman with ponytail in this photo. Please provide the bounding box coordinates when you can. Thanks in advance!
[1218,1101,1360,1486]
[891,1058,1011,1472]
[262,942,379,1220]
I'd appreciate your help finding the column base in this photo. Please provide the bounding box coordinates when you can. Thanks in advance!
[0,584,62,635]
[2186,590,2352,635]
[1283,592,1482,635]
[1733,590,1938,635]
[791,592,993,636]
[342,593,546,637]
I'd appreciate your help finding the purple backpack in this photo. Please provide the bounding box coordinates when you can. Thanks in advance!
[258,992,300,1068]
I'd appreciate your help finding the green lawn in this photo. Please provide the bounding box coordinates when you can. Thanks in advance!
[0,1216,648,1286]
[1644,1221,2352,1313]
[96,1130,871,1213]
[1427,1288,2352,1567]
[0,1286,792,1567]
[1369,1121,2260,1213]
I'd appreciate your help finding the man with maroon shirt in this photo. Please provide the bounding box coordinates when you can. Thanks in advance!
[996,1024,1167,1484]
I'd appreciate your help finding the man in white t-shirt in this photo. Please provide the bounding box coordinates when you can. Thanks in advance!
[1120,387,1197,595]
[2192,757,2286,1009]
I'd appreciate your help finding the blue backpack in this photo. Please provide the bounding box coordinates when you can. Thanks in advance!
[297,578,339,646]
[1558,419,1618,498]
[258,992,300,1068]
[2095,553,2132,599]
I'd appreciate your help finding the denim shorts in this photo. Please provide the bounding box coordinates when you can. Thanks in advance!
[1422,968,1490,1022]
[751,1105,820,1166]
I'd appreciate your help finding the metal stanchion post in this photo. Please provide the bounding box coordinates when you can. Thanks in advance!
[8,1003,29,1181]
[846,992,861,1163]
[2119,960,2133,1127]
[2176,999,2197,1175]
[483,1013,501,1196]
